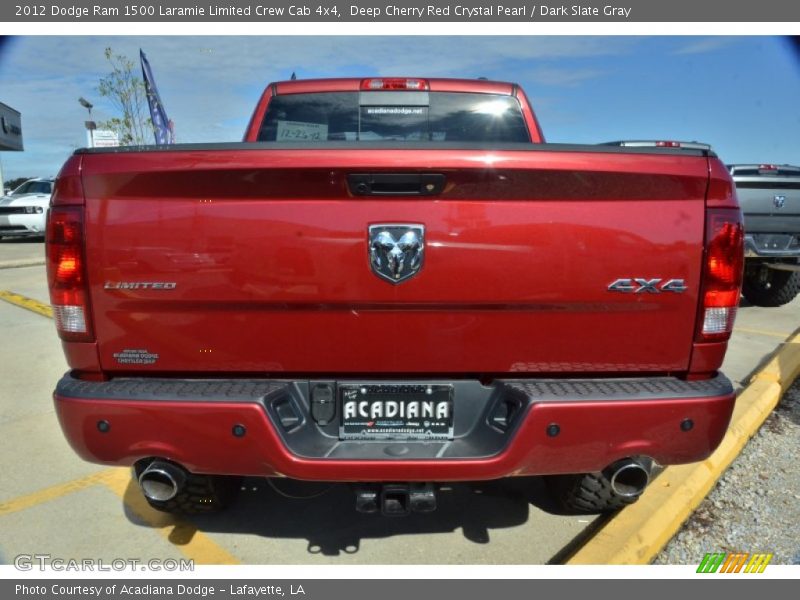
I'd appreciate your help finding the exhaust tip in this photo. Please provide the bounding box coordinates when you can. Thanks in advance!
[138,461,186,502]
[608,458,652,498]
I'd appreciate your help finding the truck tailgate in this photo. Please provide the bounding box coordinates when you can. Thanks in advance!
[80,147,709,375]
[735,175,800,232]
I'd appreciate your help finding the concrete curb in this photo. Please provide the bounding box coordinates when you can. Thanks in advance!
[566,329,800,565]
[0,259,45,269]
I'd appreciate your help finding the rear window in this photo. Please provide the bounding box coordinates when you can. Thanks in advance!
[257,92,530,143]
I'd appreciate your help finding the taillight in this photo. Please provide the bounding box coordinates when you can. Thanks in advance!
[46,205,93,342]
[655,141,682,148]
[360,78,429,91]
[697,208,744,342]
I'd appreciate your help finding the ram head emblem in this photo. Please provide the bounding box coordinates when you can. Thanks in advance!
[369,224,425,284]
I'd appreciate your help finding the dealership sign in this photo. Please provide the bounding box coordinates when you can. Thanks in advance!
[92,129,120,148]
[0,102,23,151]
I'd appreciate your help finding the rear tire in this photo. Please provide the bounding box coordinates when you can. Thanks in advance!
[742,267,800,307]
[545,472,641,513]
[133,461,241,515]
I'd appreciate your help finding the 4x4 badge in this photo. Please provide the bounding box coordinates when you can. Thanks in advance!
[608,278,687,293]
[369,224,424,284]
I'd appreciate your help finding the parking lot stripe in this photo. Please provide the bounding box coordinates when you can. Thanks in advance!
[0,290,238,564]
[734,326,792,340]
[0,290,53,319]
[0,259,46,270]
[566,329,800,564]
[0,463,240,564]
[0,469,117,516]
[101,470,241,565]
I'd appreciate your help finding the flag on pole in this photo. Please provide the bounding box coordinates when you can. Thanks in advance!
[140,49,174,144]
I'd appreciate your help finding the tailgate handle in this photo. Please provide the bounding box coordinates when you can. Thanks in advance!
[347,173,446,196]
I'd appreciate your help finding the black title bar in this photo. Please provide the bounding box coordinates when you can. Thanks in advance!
[4,0,800,22]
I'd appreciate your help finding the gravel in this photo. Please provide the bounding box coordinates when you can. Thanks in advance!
[655,377,800,565]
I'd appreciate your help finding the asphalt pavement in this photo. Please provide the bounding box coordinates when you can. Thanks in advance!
[0,236,45,267]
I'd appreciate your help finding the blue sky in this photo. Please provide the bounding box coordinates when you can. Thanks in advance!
[0,36,798,181]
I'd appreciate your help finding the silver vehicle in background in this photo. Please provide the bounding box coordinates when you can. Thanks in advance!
[729,164,800,306]
[0,178,53,239]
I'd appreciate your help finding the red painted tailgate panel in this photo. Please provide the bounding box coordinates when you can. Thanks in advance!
[80,148,708,374]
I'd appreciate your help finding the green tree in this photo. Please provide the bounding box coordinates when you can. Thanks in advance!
[97,47,150,145]
[4,177,35,191]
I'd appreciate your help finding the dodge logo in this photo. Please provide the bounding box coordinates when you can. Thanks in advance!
[774,195,786,209]
[369,224,424,284]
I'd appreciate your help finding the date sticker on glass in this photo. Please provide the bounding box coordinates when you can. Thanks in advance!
[276,120,328,141]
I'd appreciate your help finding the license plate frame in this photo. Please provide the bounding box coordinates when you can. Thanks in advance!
[339,383,454,441]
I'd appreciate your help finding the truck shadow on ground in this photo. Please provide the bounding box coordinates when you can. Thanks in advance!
[121,476,604,558]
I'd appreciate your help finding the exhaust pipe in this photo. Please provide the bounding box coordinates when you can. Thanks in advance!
[606,457,653,498]
[138,460,187,502]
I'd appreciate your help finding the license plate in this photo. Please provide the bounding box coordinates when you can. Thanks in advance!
[339,384,454,440]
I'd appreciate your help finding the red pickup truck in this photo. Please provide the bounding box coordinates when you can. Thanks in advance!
[47,77,743,516]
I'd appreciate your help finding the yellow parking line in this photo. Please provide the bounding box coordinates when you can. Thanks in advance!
[567,330,800,564]
[0,290,238,564]
[734,326,791,340]
[0,467,240,565]
[0,290,53,319]
[0,469,118,516]
[101,469,240,565]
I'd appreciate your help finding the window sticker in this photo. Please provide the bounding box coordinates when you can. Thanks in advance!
[276,120,328,141]
[364,107,426,116]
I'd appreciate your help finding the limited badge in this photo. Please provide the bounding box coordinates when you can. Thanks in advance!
[368,224,424,284]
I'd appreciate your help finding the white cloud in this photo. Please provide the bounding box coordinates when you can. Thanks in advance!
[523,67,608,87]
[673,37,734,55]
